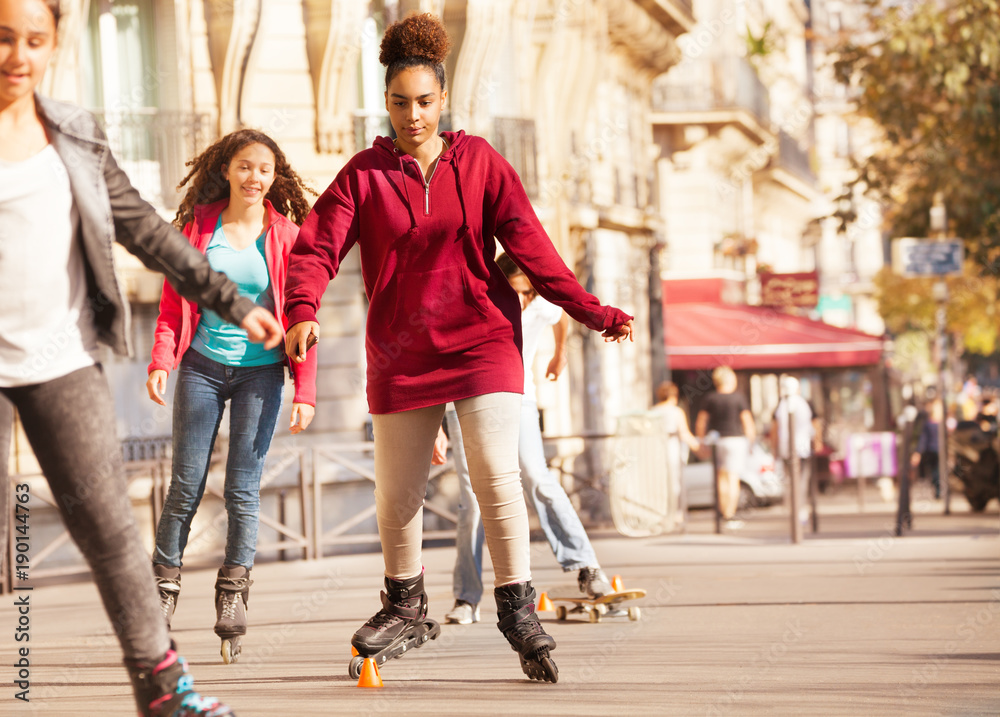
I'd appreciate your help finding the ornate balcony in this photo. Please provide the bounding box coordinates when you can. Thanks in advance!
[92,109,214,211]
[652,56,772,142]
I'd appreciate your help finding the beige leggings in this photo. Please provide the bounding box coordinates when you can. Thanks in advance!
[372,392,530,586]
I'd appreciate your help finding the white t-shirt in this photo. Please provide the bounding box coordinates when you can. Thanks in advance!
[520,296,563,402]
[0,145,98,386]
[773,395,814,459]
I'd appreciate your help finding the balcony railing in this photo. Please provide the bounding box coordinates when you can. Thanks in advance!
[493,117,539,200]
[92,109,214,211]
[652,56,771,129]
[353,111,391,153]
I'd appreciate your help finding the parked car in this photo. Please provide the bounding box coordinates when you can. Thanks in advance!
[682,441,785,510]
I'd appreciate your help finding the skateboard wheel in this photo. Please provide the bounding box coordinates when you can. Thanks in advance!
[588,607,601,623]
[628,606,641,621]
[348,655,364,679]
[556,605,567,621]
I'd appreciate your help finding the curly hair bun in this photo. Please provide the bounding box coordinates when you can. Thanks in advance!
[379,13,451,67]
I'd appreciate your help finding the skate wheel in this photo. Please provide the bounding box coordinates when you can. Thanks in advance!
[628,606,641,622]
[540,655,559,684]
[588,607,602,623]
[348,655,365,679]
[555,605,567,621]
[221,638,241,665]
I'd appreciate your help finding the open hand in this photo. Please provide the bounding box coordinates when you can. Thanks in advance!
[145,370,168,406]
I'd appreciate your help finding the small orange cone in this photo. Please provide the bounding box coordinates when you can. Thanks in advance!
[537,591,554,611]
[611,575,625,593]
[357,657,383,688]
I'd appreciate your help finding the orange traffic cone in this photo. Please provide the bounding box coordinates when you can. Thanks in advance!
[611,575,625,593]
[351,645,359,657]
[357,657,383,688]
[537,591,554,611]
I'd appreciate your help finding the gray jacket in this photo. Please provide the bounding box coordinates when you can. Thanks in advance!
[35,94,255,357]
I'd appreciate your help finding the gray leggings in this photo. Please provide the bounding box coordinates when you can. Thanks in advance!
[1,366,169,661]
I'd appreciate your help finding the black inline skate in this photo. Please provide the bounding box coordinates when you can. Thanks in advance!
[349,573,441,679]
[153,564,181,630]
[495,581,558,683]
[125,642,235,716]
[214,566,252,665]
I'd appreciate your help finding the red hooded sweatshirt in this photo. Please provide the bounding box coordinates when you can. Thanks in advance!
[149,199,317,405]
[285,131,631,414]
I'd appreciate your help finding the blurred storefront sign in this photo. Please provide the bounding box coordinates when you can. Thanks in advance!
[759,271,819,307]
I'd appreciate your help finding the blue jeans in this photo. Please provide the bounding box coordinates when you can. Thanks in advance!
[448,401,598,605]
[154,350,284,569]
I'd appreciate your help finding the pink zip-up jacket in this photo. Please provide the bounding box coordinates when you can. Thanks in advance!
[149,199,317,406]
[285,131,631,414]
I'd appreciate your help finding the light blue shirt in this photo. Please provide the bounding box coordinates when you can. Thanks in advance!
[190,217,282,366]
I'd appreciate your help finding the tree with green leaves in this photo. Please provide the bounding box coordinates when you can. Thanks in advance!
[834,0,1000,272]
[835,0,1000,361]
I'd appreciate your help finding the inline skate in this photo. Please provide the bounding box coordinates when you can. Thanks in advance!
[125,642,235,716]
[349,573,440,678]
[495,580,558,683]
[214,566,251,665]
[153,564,181,630]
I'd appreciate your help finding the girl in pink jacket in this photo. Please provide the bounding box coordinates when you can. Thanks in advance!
[284,14,632,683]
[146,129,317,664]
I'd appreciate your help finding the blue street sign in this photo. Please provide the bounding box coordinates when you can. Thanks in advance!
[892,238,964,277]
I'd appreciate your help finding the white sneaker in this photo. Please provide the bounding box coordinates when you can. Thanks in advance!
[578,567,613,598]
[444,600,479,624]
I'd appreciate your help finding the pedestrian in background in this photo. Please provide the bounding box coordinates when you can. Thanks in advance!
[437,254,616,627]
[771,375,814,524]
[282,13,633,683]
[650,381,700,523]
[0,0,282,712]
[145,129,317,663]
[911,398,943,498]
[695,366,755,523]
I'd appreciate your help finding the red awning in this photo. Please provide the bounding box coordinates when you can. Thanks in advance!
[664,302,884,370]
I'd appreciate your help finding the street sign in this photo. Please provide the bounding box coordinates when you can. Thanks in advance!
[892,238,964,277]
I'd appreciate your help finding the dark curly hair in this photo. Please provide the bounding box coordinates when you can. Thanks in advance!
[173,129,315,229]
[379,13,452,90]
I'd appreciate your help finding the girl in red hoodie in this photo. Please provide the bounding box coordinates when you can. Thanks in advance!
[284,14,632,683]
[146,129,318,664]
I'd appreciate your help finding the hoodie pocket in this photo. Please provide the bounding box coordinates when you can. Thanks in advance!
[388,264,490,354]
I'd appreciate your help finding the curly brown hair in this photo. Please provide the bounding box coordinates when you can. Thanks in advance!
[173,129,315,229]
[379,13,452,90]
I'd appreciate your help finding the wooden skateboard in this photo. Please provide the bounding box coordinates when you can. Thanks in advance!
[548,589,646,623]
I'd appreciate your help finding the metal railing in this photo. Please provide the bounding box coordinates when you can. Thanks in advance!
[2,429,678,590]
[653,55,772,129]
[353,111,391,152]
[92,109,215,211]
[493,117,540,200]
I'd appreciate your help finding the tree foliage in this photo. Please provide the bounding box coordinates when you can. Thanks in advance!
[872,263,999,356]
[834,0,1000,272]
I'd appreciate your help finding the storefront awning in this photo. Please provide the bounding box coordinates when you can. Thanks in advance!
[664,302,885,370]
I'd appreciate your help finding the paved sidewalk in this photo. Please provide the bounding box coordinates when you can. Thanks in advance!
[1,493,998,716]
